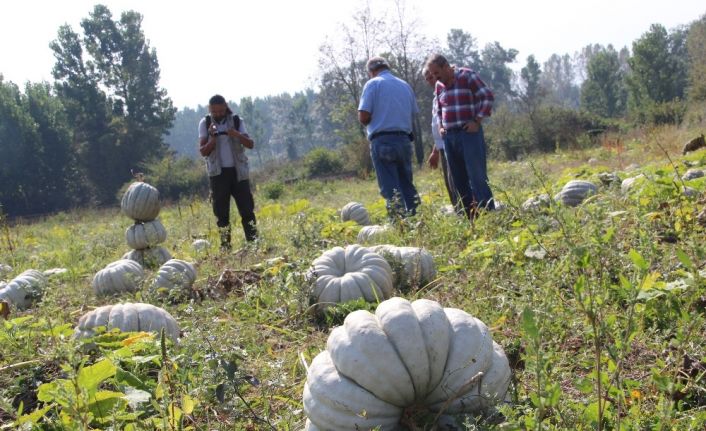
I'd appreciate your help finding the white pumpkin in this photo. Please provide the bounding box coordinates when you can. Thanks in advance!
[192,239,211,251]
[152,259,197,293]
[521,194,551,211]
[0,269,47,310]
[621,174,646,193]
[74,302,180,342]
[122,246,172,269]
[92,259,144,296]
[308,244,393,312]
[367,245,436,288]
[126,219,167,250]
[121,182,161,221]
[554,180,597,206]
[303,297,511,430]
[357,225,391,243]
[340,202,371,226]
[683,169,704,181]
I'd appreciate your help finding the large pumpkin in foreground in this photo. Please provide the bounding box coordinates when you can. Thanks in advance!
[303,297,511,430]
[74,302,180,342]
[308,244,393,312]
[121,182,161,221]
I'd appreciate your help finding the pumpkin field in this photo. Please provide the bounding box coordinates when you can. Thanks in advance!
[3,124,706,430]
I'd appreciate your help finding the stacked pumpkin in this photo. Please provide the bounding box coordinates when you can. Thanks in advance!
[120,182,171,268]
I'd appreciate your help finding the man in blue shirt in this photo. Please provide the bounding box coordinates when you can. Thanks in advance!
[358,57,420,218]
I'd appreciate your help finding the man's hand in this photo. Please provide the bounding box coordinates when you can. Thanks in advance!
[428,148,440,169]
[463,118,481,133]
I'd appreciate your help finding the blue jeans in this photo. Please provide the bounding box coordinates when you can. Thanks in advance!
[370,135,419,217]
[444,126,494,217]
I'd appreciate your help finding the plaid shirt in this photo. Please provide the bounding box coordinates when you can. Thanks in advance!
[435,67,494,129]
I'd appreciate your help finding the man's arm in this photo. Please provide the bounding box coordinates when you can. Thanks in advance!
[199,136,215,157]
[226,129,254,149]
[358,110,372,126]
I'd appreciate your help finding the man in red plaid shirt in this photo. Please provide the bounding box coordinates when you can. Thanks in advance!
[425,53,495,218]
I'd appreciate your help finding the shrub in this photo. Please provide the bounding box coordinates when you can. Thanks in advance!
[304,147,344,177]
[262,182,285,200]
[118,154,209,203]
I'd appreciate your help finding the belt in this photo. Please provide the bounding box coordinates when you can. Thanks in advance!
[369,130,413,141]
[445,126,466,132]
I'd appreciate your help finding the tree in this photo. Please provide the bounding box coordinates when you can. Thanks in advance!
[445,29,481,70]
[626,24,688,110]
[480,42,518,102]
[580,47,626,118]
[686,13,706,102]
[0,78,83,215]
[50,4,175,203]
[541,53,580,109]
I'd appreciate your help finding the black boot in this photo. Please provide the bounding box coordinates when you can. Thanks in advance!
[219,226,232,251]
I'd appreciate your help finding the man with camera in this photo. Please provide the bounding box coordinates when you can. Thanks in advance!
[198,94,257,249]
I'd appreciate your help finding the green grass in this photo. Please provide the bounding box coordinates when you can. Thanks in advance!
[2,123,706,430]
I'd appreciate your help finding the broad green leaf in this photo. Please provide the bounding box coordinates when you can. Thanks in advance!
[182,394,196,415]
[77,359,116,392]
[521,308,539,340]
[115,368,148,391]
[628,249,648,271]
[37,379,73,407]
[676,249,694,271]
[16,403,53,425]
[88,390,127,421]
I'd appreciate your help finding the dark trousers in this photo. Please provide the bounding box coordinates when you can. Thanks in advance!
[210,167,257,243]
[444,126,495,219]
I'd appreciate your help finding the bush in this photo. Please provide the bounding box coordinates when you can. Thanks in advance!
[117,154,208,203]
[632,99,688,125]
[304,147,344,177]
[261,182,284,200]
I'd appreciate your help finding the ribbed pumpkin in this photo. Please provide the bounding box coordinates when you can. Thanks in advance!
[74,302,180,342]
[152,259,197,293]
[0,269,47,310]
[683,169,704,181]
[367,245,436,289]
[126,219,167,250]
[554,180,597,207]
[121,182,161,221]
[621,174,646,193]
[123,246,172,269]
[357,225,391,243]
[340,202,371,226]
[303,297,511,430]
[308,244,393,312]
[92,259,144,296]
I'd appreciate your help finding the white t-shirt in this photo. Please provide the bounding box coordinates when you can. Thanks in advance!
[198,116,248,168]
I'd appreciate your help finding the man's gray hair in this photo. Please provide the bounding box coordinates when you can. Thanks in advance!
[426,53,450,68]
[367,56,390,72]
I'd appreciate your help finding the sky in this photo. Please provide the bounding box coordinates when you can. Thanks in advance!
[0,0,703,109]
